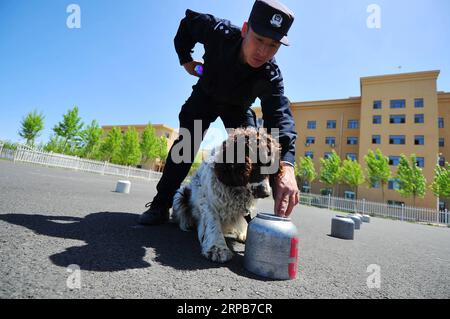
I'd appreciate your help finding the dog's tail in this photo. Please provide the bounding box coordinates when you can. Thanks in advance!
[172,186,195,231]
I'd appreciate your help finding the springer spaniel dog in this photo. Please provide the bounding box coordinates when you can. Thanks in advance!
[172,127,282,263]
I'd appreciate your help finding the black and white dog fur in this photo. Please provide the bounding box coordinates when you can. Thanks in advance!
[172,127,281,263]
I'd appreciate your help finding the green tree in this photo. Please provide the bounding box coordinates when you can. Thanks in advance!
[319,150,342,196]
[295,156,317,192]
[44,135,67,154]
[100,127,122,163]
[79,120,103,159]
[120,127,142,166]
[364,149,392,203]
[53,106,84,152]
[156,136,168,161]
[431,162,450,208]
[140,123,159,163]
[341,159,365,198]
[18,110,45,147]
[396,154,427,207]
[0,140,19,151]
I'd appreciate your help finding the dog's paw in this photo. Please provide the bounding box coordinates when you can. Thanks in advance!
[204,245,233,263]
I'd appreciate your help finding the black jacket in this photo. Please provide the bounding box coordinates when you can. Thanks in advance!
[174,9,297,165]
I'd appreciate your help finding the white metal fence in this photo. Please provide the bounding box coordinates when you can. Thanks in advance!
[300,192,450,226]
[0,143,162,181]
[1,142,448,226]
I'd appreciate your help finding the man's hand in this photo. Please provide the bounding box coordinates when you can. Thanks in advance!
[273,163,299,218]
[183,60,204,77]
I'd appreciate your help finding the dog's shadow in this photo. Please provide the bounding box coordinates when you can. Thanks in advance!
[0,212,269,279]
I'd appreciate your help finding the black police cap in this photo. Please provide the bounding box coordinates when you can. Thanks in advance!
[248,0,295,46]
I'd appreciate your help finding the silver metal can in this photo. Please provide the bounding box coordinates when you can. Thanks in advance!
[244,213,299,280]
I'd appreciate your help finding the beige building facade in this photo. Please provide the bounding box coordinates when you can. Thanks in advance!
[255,70,449,209]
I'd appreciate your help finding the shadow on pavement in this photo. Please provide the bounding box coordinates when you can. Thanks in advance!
[0,212,268,279]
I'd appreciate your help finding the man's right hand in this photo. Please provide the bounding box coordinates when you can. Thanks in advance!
[183,60,204,77]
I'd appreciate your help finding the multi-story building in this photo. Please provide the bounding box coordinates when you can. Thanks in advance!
[255,70,449,210]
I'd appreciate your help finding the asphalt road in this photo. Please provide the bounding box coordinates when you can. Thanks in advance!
[1,160,449,299]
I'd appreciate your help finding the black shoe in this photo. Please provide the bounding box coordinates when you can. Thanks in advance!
[138,201,170,225]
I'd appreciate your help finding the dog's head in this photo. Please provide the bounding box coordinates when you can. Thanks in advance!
[213,127,282,198]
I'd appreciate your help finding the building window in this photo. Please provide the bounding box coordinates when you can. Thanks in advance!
[348,120,359,129]
[347,137,358,145]
[372,135,381,144]
[439,117,444,128]
[439,155,446,167]
[305,137,315,145]
[321,188,333,196]
[390,115,406,124]
[373,100,382,109]
[390,99,406,109]
[389,135,406,145]
[414,98,424,108]
[373,115,382,124]
[414,135,425,145]
[416,157,425,168]
[439,138,445,147]
[387,200,405,207]
[389,156,401,166]
[388,179,400,190]
[325,137,336,146]
[346,153,357,161]
[327,120,337,129]
[324,152,332,159]
[414,114,425,124]
[302,185,311,193]
[371,181,381,189]
[305,151,314,159]
[345,191,356,200]
[165,133,170,138]
[307,121,317,129]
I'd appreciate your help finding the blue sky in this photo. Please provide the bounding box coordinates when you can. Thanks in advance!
[1,0,449,149]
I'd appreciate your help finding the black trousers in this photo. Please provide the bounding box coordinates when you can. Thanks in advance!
[153,84,257,207]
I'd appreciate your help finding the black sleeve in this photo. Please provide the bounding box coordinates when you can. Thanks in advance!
[259,69,297,166]
[174,9,220,65]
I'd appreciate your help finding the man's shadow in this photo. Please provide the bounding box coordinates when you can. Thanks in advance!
[0,212,260,277]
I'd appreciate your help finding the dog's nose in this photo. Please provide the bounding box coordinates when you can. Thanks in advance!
[252,185,271,199]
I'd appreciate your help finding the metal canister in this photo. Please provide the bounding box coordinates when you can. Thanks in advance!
[244,213,299,280]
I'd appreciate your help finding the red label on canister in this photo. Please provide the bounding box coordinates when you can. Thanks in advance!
[288,237,299,279]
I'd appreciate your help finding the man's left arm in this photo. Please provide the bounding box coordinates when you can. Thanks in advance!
[260,66,299,217]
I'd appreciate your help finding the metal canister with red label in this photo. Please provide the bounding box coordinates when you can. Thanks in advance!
[244,213,299,280]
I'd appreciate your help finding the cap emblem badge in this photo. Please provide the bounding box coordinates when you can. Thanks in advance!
[270,14,283,28]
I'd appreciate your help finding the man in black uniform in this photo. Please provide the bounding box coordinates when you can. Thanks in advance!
[139,0,299,225]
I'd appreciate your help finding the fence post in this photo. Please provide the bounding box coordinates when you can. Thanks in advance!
[102,161,107,175]
[328,194,331,210]
[127,166,131,178]
[0,142,3,155]
[13,145,19,163]
[401,204,405,221]
[362,199,366,215]
[446,209,449,226]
